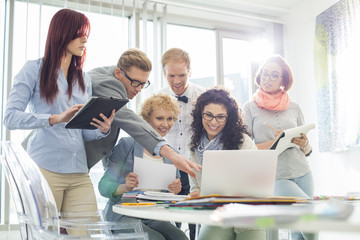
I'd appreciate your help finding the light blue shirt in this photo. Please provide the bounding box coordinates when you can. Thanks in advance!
[4,58,106,173]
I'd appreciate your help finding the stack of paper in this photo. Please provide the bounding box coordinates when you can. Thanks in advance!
[167,195,307,210]
[137,191,188,202]
[121,191,144,203]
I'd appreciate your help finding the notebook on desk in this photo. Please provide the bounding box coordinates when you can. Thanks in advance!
[200,150,278,197]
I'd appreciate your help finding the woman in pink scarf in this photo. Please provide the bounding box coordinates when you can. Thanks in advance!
[243,55,315,240]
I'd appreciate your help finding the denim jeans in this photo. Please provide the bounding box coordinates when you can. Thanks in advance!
[274,172,317,240]
[274,171,314,198]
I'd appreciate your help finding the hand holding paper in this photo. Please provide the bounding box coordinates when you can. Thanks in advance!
[133,156,177,191]
[168,179,182,194]
[124,172,139,191]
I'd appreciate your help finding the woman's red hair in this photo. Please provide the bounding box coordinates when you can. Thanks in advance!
[40,8,90,104]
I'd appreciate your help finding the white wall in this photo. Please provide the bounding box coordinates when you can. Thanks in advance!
[281,0,360,196]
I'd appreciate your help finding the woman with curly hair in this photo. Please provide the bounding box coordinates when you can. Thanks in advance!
[188,87,265,240]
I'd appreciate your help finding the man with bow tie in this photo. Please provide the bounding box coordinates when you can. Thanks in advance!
[84,48,200,180]
[159,48,204,240]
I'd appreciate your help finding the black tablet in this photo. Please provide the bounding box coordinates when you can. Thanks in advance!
[65,97,129,129]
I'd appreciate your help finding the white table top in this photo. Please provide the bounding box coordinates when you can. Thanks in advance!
[113,204,215,225]
[113,202,360,233]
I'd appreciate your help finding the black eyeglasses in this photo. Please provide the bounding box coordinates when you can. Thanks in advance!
[120,69,151,88]
[202,113,228,123]
[260,71,282,82]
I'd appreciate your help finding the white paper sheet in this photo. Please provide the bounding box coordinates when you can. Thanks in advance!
[133,156,176,191]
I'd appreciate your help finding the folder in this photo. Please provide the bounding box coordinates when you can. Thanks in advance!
[65,97,128,129]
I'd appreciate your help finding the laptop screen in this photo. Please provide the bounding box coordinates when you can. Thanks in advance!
[200,150,278,197]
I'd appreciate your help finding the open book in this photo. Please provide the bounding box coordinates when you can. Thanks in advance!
[65,97,128,129]
[270,123,315,154]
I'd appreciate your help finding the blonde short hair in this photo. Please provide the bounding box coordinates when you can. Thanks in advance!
[140,94,180,123]
[161,48,191,71]
[117,48,152,72]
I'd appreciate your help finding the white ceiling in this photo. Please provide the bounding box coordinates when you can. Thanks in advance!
[79,0,305,22]
[149,0,305,22]
[62,0,308,30]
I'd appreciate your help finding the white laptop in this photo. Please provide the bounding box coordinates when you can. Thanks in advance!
[200,150,278,197]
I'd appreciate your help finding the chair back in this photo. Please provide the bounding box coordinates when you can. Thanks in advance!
[1,141,59,233]
[1,154,32,239]
[1,141,148,239]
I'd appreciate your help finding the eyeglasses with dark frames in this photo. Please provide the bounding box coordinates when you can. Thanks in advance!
[260,71,282,82]
[120,68,151,88]
[202,113,228,123]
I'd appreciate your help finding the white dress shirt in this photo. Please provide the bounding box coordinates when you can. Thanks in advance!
[160,83,205,158]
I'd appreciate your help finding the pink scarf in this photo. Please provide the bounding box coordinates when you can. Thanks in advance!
[253,88,290,111]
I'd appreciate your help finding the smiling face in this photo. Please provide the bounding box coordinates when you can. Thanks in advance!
[202,103,228,141]
[115,67,150,99]
[66,36,87,57]
[163,60,190,96]
[260,62,284,94]
[148,108,175,137]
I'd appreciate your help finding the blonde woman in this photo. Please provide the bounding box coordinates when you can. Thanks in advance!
[99,93,188,240]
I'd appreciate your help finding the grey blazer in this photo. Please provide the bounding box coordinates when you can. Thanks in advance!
[85,66,164,169]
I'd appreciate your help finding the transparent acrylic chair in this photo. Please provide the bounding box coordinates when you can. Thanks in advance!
[1,141,148,240]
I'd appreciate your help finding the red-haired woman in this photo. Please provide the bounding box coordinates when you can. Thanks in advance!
[4,9,114,217]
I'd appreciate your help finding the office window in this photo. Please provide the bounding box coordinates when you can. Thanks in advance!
[0,0,6,144]
[138,22,216,107]
[222,38,252,107]
[166,24,216,89]
[85,12,128,71]
[219,33,273,107]
[138,20,157,109]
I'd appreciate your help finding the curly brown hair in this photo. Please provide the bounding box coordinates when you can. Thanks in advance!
[190,87,248,152]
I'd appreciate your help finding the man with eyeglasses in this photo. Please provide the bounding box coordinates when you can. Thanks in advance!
[85,48,200,179]
[159,48,204,240]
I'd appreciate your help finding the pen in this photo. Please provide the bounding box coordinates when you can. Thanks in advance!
[263,121,278,132]
[121,202,156,206]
